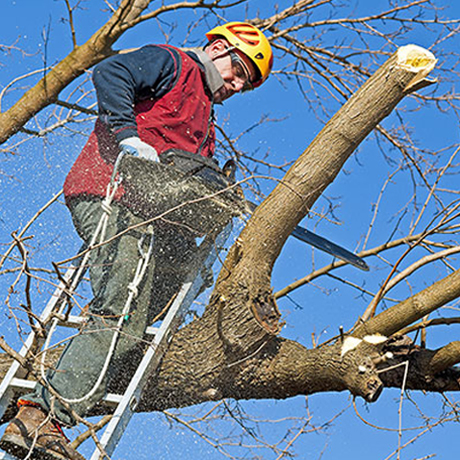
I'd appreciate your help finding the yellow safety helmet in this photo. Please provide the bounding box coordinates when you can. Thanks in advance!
[206,22,273,88]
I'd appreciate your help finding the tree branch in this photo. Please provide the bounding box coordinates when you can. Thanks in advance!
[354,268,460,339]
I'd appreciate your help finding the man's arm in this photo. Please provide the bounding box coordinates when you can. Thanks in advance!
[92,45,181,143]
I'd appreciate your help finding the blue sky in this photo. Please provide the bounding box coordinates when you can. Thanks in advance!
[1,1,460,459]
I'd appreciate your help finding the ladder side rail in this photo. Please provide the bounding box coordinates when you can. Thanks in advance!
[90,223,232,460]
[0,261,81,421]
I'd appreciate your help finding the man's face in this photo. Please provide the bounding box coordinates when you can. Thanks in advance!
[206,39,257,103]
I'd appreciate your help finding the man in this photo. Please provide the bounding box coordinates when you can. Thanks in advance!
[0,22,273,460]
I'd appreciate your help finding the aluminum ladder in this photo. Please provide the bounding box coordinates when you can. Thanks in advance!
[0,222,232,460]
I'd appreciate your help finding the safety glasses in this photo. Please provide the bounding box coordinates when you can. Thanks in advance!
[229,51,254,92]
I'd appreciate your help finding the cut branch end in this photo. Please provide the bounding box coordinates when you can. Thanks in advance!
[396,44,437,93]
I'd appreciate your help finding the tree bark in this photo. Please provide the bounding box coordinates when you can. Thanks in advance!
[377,336,460,392]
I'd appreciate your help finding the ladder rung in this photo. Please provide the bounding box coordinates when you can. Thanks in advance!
[145,326,159,337]
[7,378,123,409]
[7,377,122,409]
[56,316,159,338]
[102,393,123,407]
[9,378,37,391]
[55,314,86,328]
[3,328,158,397]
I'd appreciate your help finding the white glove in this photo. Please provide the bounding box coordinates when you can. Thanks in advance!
[119,137,159,162]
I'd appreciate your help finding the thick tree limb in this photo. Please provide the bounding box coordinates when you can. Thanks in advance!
[214,44,438,339]
[230,44,437,272]
[377,336,460,392]
[429,341,460,375]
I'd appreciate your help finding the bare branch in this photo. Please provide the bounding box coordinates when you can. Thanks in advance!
[354,268,460,338]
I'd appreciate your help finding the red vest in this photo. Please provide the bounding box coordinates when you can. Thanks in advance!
[64,46,215,207]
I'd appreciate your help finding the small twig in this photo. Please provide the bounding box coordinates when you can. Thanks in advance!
[55,99,98,115]
[11,232,45,335]
[397,361,409,460]
[274,230,442,300]
[163,410,235,459]
[275,419,310,460]
[70,414,113,449]
[64,0,78,48]
[0,190,63,272]
[398,316,460,335]
[420,315,428,348]
[376,245,460,301]
[0,336,28,367]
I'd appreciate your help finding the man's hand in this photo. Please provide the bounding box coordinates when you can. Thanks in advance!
[119,137,159,162]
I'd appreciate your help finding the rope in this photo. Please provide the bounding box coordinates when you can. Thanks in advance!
[53,225,154,405]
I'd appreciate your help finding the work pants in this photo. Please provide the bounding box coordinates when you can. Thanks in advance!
[24,198,195,426]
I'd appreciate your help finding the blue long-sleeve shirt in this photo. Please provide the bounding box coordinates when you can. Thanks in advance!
[92,45,224,143]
